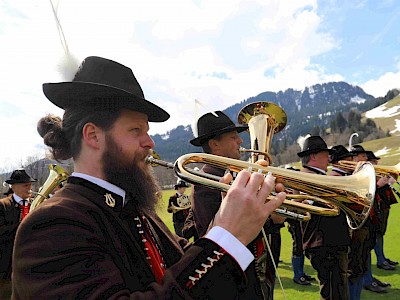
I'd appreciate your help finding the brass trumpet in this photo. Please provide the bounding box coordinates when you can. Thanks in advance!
[146,153,376,228]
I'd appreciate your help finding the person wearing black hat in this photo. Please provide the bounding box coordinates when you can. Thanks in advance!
[189,111,248,237]
[298,136,351,300]
[167,179,191,237]
[329,145,356,176]
[365,150,398,292]
[349,145,369,161]
[328,145,370,299]
[189,110,284,299]
[0,170,36,298]
[349,145,391,294]
[12,56,285,299]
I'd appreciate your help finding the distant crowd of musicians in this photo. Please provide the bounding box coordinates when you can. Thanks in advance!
[166,113,399,300]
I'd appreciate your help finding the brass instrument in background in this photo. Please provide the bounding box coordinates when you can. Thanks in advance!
[168,195,191,213]
[146,153,376,228]
[336,161,400,182]
[30,164,69,212]
[238,101,287,165]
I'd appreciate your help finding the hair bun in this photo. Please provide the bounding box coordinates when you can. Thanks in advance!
[37,114,62,138]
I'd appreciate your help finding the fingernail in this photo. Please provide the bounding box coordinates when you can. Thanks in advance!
[266,172,276,181]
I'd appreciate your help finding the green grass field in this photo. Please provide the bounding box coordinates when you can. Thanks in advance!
[157,189,400,299]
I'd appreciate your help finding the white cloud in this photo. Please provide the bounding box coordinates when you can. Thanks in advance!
[361,69,400,97]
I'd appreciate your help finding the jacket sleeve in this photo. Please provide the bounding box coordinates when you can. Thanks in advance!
[0,202,19,239]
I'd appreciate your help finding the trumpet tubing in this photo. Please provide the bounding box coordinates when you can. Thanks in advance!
[336,161,400,181]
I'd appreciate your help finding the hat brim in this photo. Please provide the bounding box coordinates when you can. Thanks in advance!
[297,148,335,157]
[6,179,36,184]
[43,82,170,122]
[350,150,369,155]
[331,153,357,162]
[190,125,248,147]
[336,153,357,160]
[175,184,190,188]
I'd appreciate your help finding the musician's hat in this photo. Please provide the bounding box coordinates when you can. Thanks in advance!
[297,136,334,157]
[366,151,380,161]
[330,145,356,163]
[190,111,248,146]
[43,56,169,122]
[6,170,37,184]
[350,144,370,155]
[174,180,190,190]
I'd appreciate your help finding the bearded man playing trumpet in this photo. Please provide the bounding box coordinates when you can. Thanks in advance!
[298,136,351,300]
[12,56,286,299]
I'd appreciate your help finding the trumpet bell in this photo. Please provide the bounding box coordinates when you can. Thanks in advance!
[238,101,287,134]
[238,102,287,165]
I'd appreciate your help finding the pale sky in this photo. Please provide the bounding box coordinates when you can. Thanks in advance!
[1,0,400,169]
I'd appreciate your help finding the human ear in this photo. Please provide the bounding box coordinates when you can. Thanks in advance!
[82,123,103,149]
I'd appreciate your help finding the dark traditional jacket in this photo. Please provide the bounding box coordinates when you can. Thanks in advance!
[300,167,351,250]
[12,177,249,299]
[192,165,272,300]
[0,196,21,280]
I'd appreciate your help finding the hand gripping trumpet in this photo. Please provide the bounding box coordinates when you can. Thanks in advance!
[146,153,376,229]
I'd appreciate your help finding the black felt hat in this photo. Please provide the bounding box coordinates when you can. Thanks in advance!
[330,145,356,163]
[350,145,369,155]
[366,150,380,161]
[3,188,13,196]
[190,111,248,146]
[174,180,190,189]
[5,170,37,184]
[42,56,169,122]
[297,136,334,157]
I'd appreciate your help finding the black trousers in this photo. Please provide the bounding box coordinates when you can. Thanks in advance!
[173,221,184,237]
[287,220,303,256]
[307,246,349,300]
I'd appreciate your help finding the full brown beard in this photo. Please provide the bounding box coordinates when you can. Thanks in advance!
[102,133,161,214]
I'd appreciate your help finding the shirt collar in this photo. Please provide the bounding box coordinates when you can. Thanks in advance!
[303,165,326,175]
[71,172,126,204]
[13,194,28,205]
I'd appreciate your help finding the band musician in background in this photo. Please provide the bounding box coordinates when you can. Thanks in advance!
[298,136,351,300]
[0,170,36,299]
[167,179,191,237]
[328,144,366,300]
[189,110,284,299]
